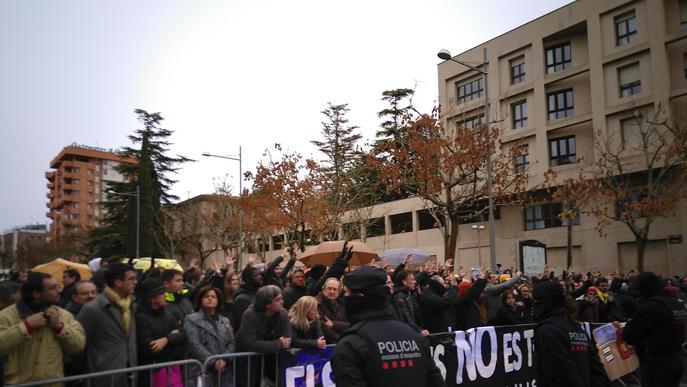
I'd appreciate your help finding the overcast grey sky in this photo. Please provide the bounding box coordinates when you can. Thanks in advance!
[0,0,573,232]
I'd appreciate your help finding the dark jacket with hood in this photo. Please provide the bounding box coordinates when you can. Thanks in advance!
[283,282,307,311]
[233,266,262,331]
[533,281,609,387]
[488,293,523,326]
[420,279,457,334]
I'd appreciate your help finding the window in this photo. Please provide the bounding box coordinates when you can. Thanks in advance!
[615,12,637,46]
[618,63,641,97]
[511,60,526,84]
[417,209,444,231]
[546,42,571,73]
[547,89,574,120]
[459,206,501,224]
[271,235,283,250]
[620,117,642,150]
[514,146,530,173]
[366,217,386,238]
[524,203,579,230]
[390,212,413,234]
[457,78,483,104]
[462,115,485,129]
[549,136,576,166]
[512,100,527,129]
[681,0,687,28]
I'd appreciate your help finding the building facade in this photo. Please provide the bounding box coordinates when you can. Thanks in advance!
[46,144,137,241]
[430,0,687,274]
[0,224,48,264]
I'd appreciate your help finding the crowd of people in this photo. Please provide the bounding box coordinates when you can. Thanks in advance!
[0,244,685,386]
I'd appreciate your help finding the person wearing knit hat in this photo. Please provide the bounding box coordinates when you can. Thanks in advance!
[331,266,445,387]
[532,280,609,387]
[135,278,187,387]
[623,272,687,387]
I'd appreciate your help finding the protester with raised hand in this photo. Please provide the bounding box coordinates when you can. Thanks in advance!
[453,272,488,331]
[184,285,235,387]
[289,295,326,349]
[263,244,298,289]
[233,265,264,331]
[0,272,85,385]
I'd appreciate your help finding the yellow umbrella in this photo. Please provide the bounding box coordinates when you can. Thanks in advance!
[32,258,93,286]
[128,257,183,272]
[299,241,378,267]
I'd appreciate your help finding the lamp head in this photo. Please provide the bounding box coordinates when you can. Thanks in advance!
[437,49,452,61]
[201,152,211,157]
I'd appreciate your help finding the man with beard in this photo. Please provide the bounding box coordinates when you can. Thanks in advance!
[234,265,264,331]
[283,269,306,310]
[0,272,85,385]
[622,272,687,387]
[64,281,97,317]
[331,266,444,387]
[533,280,609,387]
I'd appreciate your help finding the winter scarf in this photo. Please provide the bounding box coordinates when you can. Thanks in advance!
[104,286,132,336]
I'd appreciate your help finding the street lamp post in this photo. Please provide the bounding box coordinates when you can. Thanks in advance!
[438,47,497,270]
[202,147,243,267]
[110,185,140,258]
[471,224,486,266]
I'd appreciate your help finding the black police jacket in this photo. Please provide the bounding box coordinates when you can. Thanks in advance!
[331,309,445,387]
[623,292,687,354]
[535,313,609,387]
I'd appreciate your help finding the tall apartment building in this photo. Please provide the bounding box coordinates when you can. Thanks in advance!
[431,0,687,273]
[46,144,137,241]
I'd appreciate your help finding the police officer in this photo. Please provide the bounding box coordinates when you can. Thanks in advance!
[331,266,445,387]
[533,280,609,387]
[622,271,687,386]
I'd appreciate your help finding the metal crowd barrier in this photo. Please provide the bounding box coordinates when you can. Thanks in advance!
[11,359,204,387]
[202,351,279,387]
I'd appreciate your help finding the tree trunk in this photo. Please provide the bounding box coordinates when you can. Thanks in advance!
[636,237,647,272]
[446,219,459,262]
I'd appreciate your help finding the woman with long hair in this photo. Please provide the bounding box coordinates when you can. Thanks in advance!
[289,296,326,349]
[184,285,235,387]
[221,272,240,332]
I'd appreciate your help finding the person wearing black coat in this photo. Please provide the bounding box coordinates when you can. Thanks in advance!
[516,283,535,324]
[288,296,326,350]
[420,276,457,334]
[136,279,187,387]
[623,272,687,387]
[533,281,609,387]
[233,266,263,331]
[283,269,307,310]
[391,271,427,335]
[236,285,292,387]
[488,288,523,326]
[263,254,296,289]
[453,278,488,331]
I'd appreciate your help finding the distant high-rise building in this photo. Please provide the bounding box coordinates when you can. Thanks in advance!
[46,143,137,241]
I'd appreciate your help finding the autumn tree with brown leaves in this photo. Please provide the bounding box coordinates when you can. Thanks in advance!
[551,108,687,271]
[370,107,529,262]
[244,145,337,252]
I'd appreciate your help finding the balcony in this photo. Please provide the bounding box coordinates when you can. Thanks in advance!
[46,212,54,219]
[45,171,55,181]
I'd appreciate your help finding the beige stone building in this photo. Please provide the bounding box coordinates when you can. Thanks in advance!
[238,0,687,275]
[430,0,687,274]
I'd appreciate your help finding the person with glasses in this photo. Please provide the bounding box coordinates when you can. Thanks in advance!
[0,272,85,385]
